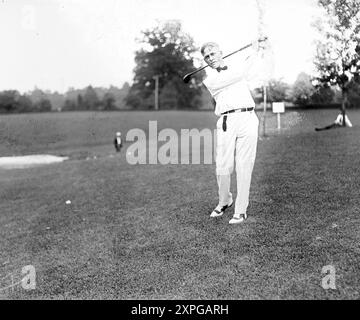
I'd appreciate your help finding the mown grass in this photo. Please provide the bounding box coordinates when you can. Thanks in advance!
[0,109,359,299]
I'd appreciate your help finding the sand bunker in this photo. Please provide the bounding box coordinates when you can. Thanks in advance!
[0,155,69,169]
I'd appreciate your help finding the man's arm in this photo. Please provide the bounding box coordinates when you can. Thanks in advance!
[203,59,253,94]
[203,42,263,93]
[245,38,275,87]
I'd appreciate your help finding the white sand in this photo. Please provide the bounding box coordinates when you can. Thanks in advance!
[0,155,69,169]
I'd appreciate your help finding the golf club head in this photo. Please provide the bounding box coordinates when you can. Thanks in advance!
[183,73,192,83]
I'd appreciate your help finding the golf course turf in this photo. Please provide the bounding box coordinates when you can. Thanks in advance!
[0,109,359,299]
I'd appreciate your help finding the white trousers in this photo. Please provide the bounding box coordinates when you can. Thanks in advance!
[216,111,259,214]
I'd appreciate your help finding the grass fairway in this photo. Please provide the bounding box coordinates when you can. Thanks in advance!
[1,109,360,299]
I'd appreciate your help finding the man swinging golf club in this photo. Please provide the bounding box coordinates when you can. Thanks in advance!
[200,38,268,224]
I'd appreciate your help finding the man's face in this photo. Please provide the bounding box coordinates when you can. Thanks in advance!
[203,45,223,69]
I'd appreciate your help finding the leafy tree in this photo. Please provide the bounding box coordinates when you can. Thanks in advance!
[267,79,290,102]
[102,92,116,110]
[108,83,130,109]
[83,85,100,110]
[66,87,80,102]
[313,0,360,123]
[310,86,335,104]
[290,73,315,105]
[0,90,19,112]
[45,91,65,111]
[159,80,178,109]
[347,75,360,107]
[252,78,290,104]
[77,94,84,110]
[34,98,52,112]
[28,88,46,103]
[0,90,34,113]
[62,99,77,111]
[124,93,142,109]
[17,95,34,113]
[126,20,203,109]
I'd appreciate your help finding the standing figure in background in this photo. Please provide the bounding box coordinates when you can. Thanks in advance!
[114,132,122,152]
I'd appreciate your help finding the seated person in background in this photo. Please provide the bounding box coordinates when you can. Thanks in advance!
[114,132,122,152]
[315,113,353,131]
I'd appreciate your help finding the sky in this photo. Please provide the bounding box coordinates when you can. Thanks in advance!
[0,0,323,93]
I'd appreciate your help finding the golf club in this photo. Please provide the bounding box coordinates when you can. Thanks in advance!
[182,37,268,84]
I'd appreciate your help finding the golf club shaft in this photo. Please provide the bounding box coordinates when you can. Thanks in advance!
[183,37,268,83]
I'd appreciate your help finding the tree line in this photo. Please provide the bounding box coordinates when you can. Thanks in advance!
[0,83,130,113]
[1,1,359,114]
[2,72,359,114]
[252,72,360,107]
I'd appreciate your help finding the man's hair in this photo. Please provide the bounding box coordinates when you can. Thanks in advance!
[200,42,220,56]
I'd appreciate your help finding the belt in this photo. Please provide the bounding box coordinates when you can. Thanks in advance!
[221,107,254,115]
[221,107,254,132]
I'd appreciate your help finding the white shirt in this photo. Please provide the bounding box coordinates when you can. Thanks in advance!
[203,51,271,116]
[203,49,272,116]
